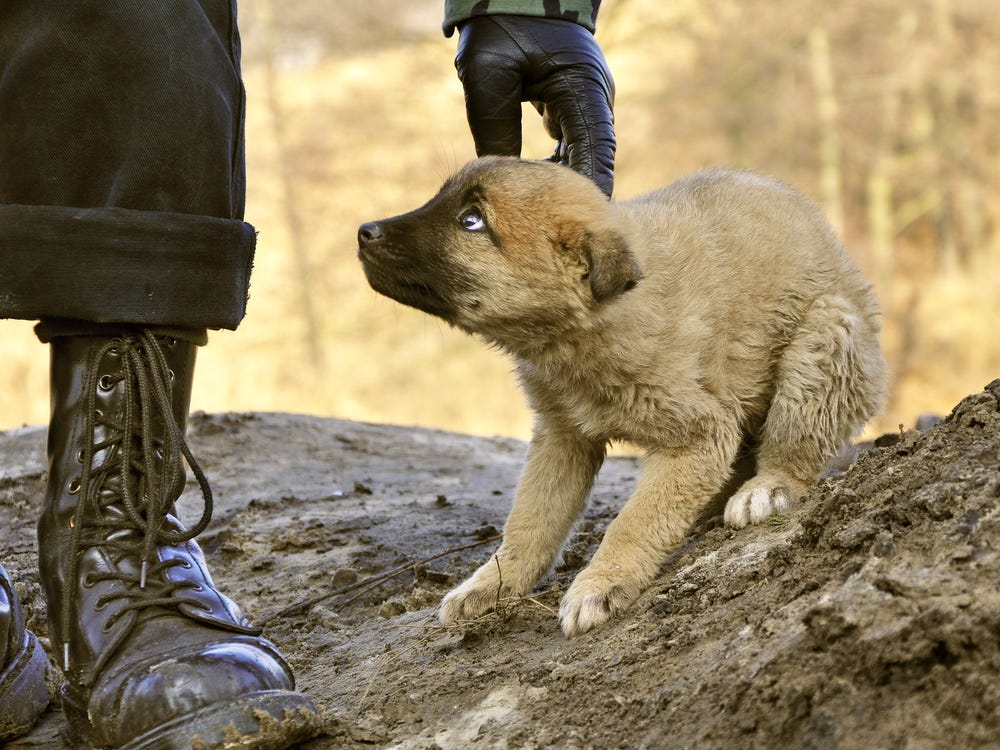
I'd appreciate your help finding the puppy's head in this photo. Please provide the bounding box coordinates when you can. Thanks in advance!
[358,157,642,349]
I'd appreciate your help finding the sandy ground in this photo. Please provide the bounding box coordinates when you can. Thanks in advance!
[3,379,999,749]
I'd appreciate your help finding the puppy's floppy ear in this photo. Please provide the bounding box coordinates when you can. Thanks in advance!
[583,230,643,303]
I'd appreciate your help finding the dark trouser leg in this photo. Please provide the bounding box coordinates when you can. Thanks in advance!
[1,3,320,747]
[0,0,253,329]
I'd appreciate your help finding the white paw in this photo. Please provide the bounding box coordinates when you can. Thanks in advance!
[559,590,614,637]
[558,571,637,638]
[724,485,792,528]
[439,571,504,625]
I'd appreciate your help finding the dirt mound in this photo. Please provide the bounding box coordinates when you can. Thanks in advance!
[3,380,998,749]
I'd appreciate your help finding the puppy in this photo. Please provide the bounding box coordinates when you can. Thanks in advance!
[358,157,888,637]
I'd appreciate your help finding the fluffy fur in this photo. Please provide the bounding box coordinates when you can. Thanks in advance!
[358,157,888,637]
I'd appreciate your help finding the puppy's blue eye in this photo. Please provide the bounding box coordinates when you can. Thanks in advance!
[459,209,485,232]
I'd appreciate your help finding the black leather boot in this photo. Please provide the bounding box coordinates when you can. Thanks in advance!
[39,330,320,749]
[0,564,50,742]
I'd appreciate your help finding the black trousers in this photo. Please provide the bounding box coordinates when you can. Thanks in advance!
[0,1,253,331]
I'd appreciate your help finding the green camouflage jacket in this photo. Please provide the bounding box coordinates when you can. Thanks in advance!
[443,0,601,37]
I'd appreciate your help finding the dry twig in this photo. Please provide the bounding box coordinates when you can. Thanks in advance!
[262,534,501,625]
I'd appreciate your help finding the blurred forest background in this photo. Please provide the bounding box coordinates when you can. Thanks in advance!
[2,0,998,441]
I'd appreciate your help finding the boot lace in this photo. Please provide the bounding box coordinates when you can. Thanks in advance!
[61,332,214,671]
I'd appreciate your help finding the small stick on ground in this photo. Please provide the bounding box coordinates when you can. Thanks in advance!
[263,534,501,625]
[493,553,503,613]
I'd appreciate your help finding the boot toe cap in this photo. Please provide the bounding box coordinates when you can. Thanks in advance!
[70,633,319,749]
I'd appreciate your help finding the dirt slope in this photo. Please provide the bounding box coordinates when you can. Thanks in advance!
[3,380,999,749]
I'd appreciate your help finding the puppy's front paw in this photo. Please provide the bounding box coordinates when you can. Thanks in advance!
[439,563,505,625]
[724,478,793,528]
[558,569,639,638]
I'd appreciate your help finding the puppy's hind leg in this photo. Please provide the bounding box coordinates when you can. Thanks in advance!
[561,421,742,637]
[725,293,887,528]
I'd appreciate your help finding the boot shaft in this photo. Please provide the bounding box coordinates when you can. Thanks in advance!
[45,332,196,486]
[41,331,198,560]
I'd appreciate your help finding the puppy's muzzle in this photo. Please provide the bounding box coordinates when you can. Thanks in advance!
[357,221,384,249]
[357,219,459,320]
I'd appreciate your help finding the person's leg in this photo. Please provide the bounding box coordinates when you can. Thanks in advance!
[0,3,320,747]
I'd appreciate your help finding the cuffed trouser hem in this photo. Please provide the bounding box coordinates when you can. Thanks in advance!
[0,204,254,331]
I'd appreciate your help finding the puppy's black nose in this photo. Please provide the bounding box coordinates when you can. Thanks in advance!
[358,222,383,246]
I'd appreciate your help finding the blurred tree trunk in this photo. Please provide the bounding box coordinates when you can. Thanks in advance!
[253,0,324,371]
[927,0,957,271]
[808,26,843,237]
[865,10,917,289]
[927,0,980,272]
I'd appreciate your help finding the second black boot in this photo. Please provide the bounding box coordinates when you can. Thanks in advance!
[0,563,50,742]
[38,329,320,750]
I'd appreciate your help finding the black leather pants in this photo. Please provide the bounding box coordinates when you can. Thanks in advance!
[0,1,255,330]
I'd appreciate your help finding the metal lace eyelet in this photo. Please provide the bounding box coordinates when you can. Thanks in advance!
[67,479,81,495]
[163,336,177,349]
[68,514,76,529]
[179,559,192,569]
[98,374,115,391]
[76,448,86,463]
[82,573,96,588]
[167,369,175,385]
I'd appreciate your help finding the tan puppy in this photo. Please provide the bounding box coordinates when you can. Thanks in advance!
[358,157,888,637]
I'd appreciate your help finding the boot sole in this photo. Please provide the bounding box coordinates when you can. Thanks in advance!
[0,630,51,741]
[65,689,322,750]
